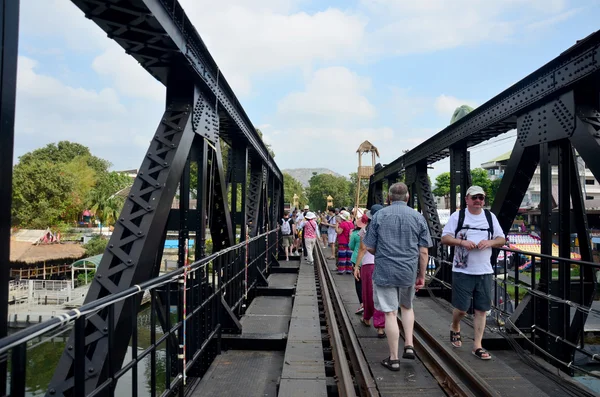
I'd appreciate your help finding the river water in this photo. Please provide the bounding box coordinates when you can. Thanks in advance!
[13,306,167,397]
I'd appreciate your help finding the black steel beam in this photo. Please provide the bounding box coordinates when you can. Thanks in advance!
[449,143,471,212]
[207,142,234,251]
[492,143,539,232]
[0,0,19,394]
[373,30,600,183]
[230,141,248,242]
[413,162,442,256]
[70,0,281,181]
[49,87,197,395]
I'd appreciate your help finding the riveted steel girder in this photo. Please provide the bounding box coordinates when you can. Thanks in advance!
[48,101,196,396]
[246,161,264,236]
[373,31,600,184]
[449,144,471,213]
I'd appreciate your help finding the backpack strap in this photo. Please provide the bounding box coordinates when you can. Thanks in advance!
[454,208,466,238]
[484,209,494,240]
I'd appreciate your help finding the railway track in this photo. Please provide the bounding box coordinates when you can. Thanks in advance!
[313,245,499,397]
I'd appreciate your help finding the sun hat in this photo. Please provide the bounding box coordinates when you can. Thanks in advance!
[356,215,367,228]
[466,186,486,196]
[303,205,310,210]
[339,211,351,221]
[305,211,317,219]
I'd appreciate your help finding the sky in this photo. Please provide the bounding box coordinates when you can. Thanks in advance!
[14,0,600,181]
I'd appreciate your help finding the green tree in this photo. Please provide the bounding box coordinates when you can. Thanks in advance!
[470,168,492,195]
[283,173,306,207]
[307,174,352,211]
[19,141,110,174]
[83,236,108,256]
[488,178,502,208]
[12,160,78,228]
[432,172,451,208]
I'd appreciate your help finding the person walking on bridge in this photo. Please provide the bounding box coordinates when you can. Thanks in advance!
[335,210,354,274]
[441,185,505,360]
[363,182,432,371]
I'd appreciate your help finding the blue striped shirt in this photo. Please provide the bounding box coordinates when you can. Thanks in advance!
[363,201,432,287]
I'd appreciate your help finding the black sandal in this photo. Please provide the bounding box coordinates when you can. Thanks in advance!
[360,318,371,327]
[472,348,492,360]
[381,356,400,371]
[450,330,462,348]
[377,329,386,338]
[402,345,415,359]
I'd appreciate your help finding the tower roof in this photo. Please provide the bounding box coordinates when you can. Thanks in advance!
[356,140,380,156]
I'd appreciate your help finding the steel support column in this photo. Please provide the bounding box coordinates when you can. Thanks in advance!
[194,138,209,259]
[247,160,264,236]
[230,142,248,242]
[207,142,234,252]
[538,142,554,355]
[0,1,19,394]
[49,75,197,395]
[449,143,470,212]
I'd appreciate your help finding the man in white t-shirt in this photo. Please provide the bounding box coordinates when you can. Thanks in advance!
[441,185,505,361]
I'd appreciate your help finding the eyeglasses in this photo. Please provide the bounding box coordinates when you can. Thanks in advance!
[470,194,485,201]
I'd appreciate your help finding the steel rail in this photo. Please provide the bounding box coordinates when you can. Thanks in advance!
[315,246,357,397]
[314,245,380,397]
[399,315,498,397]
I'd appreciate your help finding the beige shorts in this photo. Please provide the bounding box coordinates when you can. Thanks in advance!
[282,235,293,247]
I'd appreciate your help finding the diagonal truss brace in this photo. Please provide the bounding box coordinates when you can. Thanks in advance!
[48,102,195,396]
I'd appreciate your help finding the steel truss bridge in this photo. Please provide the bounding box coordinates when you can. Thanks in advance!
[0,0,598,396]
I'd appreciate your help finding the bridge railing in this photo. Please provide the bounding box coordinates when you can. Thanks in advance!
[0,228,280,396]
[427,237,600,373]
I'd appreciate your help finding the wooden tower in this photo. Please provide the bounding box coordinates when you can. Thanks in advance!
[354,140,379,218]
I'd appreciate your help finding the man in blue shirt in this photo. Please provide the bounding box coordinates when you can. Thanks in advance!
[364,182,432,371]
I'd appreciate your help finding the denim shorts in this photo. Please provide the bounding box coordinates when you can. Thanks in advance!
[452,272,493,312]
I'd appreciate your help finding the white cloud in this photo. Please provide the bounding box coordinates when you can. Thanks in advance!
[179,0,367,96]
[277,67,376,123]
[20,0,110,52]
[434,94,478,119]
[360,0,572,55]
[92,46,165,102]
[14,56,163,169]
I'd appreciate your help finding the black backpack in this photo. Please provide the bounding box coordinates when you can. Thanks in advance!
[454,208,494,240]
[452,208,498,266]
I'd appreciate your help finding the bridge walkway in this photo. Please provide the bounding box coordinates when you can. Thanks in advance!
[193,258,330,396]
[324,256,588,396]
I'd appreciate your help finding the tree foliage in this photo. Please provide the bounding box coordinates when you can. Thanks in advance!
[307,174,352,211]
[283,173,306,207]
[12,160,78,228]
[19,141,110,174]
[432,169,493,208]
[12,141,131,229]
[432,172,451,204]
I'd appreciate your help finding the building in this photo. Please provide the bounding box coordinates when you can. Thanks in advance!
[481,151,600,208]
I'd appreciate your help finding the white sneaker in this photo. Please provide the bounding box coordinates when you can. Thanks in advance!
[286,257,289,261]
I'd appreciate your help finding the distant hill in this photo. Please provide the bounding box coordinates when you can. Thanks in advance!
[282,168,346,187]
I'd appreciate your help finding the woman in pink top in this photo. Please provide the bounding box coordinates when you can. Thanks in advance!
[302,212,318,265]
[335,210,354,274]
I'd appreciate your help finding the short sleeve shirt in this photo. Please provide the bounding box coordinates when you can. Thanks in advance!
[337,220,353,245]
[442,210,504,275]
[363,201,432,287]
